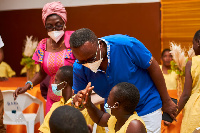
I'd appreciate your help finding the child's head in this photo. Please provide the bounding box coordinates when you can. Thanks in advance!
[49,105,92,133]
[161,48,172,67]
[52,65,73,98]
[107,82,140,115]
[55,65,73,87]
[193,30,200,55]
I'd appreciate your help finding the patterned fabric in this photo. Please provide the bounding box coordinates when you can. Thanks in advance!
[42,1,67,25]
[180,55,200,133]
[32,31,75,112]
[107,112,146,133]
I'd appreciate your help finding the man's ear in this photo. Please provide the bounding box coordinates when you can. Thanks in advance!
[98,40,106,48]
[87,124,93,133]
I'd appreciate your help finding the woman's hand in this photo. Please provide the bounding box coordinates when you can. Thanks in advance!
[13,85,30,100]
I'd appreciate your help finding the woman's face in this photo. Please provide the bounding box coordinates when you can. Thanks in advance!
[45,14,65,32]
[162,51,172,67]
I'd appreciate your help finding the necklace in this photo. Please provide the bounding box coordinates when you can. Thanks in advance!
[51,39,64,50]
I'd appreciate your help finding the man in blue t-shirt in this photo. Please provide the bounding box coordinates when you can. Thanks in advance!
[69,28,177,133]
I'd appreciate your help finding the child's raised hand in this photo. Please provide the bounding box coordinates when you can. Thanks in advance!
[72,82,94,108]
[83,82,94,107]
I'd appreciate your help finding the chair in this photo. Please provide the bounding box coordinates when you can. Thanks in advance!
[2,90,44,133]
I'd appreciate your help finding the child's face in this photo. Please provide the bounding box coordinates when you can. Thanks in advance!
[55,70,65,90]
[162,51,172,67]
[107,87,117,115]
[193,39,199,55]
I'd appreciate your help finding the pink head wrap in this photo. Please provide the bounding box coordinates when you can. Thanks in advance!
[42,1,67,25]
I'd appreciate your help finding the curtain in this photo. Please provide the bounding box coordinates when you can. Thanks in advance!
[161,0,200,51]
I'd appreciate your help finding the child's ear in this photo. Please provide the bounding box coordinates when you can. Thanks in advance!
[114,102,120,108]
[63,81,67,87]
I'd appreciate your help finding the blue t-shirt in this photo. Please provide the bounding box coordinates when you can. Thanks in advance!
[73,34,162,116]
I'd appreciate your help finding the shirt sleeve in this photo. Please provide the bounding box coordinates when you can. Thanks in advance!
[32,39,46,64]
[72,62,88,94]
[38,102,58,133]
[6,65,16,77]
[128,38,152,69]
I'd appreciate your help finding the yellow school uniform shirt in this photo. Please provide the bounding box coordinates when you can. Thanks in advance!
[180,55,200,133]
[160,65,177,90]
[107,112,146,133]
[0,61,16,78]
[39,97,105,133]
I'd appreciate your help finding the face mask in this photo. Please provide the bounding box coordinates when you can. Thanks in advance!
[82,44,103,73]
[48,30,64,43]
[51,81,66,96]
[104,103,117,115]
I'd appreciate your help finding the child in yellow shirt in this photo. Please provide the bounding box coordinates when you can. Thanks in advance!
[49,105,93,133]
[39,65,105,133]
[0,61,16,80]
[77,82,146,133]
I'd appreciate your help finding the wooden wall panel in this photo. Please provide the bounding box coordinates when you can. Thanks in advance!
[0,3,160,76]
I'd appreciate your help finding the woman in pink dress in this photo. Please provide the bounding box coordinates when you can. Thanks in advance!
[13,1,75,114]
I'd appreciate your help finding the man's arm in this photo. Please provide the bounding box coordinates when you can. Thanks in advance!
[147,57,178,120]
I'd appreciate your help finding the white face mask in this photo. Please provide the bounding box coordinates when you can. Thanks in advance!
[48,30,64,43]
[82,44,103,73]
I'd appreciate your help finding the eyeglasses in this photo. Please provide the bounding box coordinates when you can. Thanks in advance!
[45,24,64,31]
[77,54,97,64]
[77,41,101,64]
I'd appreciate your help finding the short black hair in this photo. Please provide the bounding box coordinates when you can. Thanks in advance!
[161,48,171,57]
[49,105,88,133]
[193,30,200,41]
[113,82,140,113]
[69,28,98,48]
[59,66,73,87]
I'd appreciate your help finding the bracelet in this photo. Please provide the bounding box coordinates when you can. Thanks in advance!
[25,81,33,90]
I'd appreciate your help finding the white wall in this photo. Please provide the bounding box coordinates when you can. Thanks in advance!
[0,0,160,11]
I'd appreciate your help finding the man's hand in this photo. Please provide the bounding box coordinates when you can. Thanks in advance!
[162,99,178,121]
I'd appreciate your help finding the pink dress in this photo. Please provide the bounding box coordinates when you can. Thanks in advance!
[32,31,75,114]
